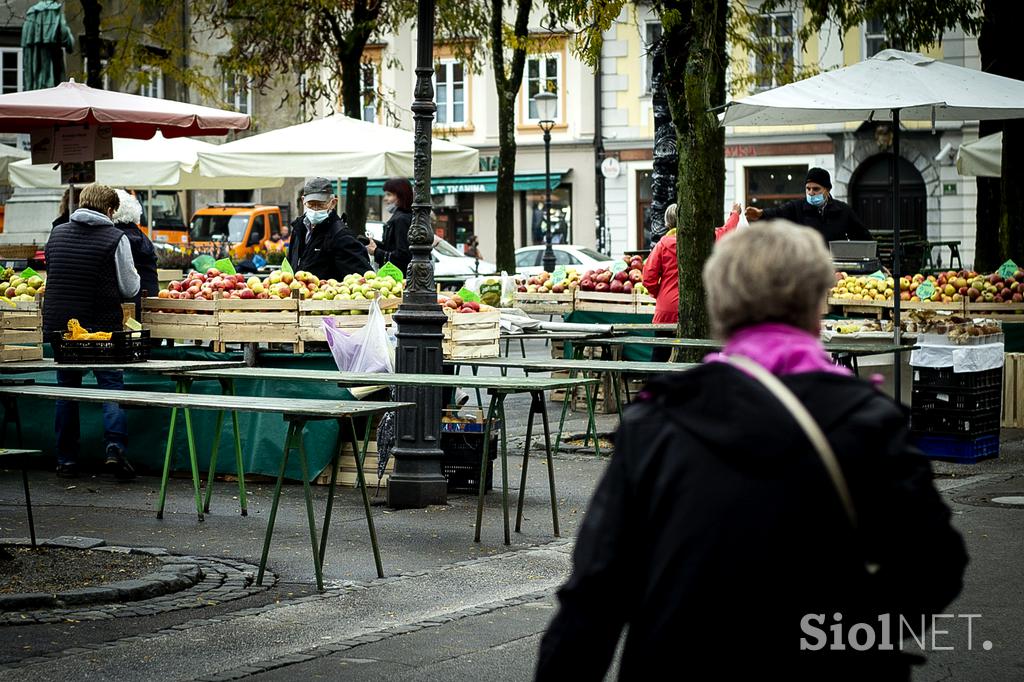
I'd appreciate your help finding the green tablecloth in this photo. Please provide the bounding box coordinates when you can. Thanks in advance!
[5,346,359,481]
[563,311,656,362]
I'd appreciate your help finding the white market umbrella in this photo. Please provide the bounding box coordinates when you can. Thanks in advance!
[0,142,29,186]
[956,132,1002,177]
[197,114,480,179]
[8,131,283,190]
[722,49,1024,397]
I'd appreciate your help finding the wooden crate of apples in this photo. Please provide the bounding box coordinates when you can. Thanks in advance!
[514,270,578,313]
[439,293,500,359]
[0,306,44,362]
[298,271,402,344]
[576,254,652,314]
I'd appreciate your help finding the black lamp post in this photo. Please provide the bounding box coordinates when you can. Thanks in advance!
[534,91,557,274]
[387,0,448,509]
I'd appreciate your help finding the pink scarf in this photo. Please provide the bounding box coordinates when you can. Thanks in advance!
[705,323,852,377]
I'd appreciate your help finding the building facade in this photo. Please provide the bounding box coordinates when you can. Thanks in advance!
[601,1,982,268]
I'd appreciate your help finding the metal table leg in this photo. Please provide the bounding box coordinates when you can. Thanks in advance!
[514,393,538,533]
[203,378,248,516]
[474,392,499,543]
[294,419,325,591]
[496,396,511,545]
[21,455,35,547]
[539,392,559,536]
[257,419,297,587]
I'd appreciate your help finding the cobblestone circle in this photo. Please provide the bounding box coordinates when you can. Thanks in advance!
[0,538,271,628]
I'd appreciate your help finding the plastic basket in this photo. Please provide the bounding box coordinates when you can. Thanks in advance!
[911,386,1002,413]
[441,428,499,493]
[912,367,1002,390]
[911,407,1000,437]
[913,434,999,463]
[47,330,151,364]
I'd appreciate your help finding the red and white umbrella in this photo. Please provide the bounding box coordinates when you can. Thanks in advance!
[0,80,249,139]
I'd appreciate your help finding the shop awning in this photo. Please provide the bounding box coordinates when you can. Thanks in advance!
[338,170,568,196]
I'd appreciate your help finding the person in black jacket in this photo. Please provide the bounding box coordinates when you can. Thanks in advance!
[112,190,159,316]
[286,177,371,281]
[536,221,967,681]
[745,167,873,244]
[368,177,413,274]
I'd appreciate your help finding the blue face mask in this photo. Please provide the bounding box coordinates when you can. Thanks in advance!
[806,193,826,207]
[305,208,330,225]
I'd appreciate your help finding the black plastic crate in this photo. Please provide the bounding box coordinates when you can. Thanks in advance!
[47,330,151,364]
[912,386,1002,413]
[911,407,1000,437]
[912,367,1002,390]
[441,429,499,494]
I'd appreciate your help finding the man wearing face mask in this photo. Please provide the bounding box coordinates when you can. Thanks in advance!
[287,177,372,281]
[744,167,872,244]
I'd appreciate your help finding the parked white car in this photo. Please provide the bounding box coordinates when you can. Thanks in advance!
[514,244,616,276]
[365,221,497,277]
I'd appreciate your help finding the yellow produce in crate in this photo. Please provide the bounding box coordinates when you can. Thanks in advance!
[64,319,113,341]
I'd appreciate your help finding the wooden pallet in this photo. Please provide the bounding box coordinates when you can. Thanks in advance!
[443,309,499,359]
[513,291,574,314]
[964,302,1024,320]
[217,298,299,346]
[827,297,967,319]
[0,308,43,363]
[1003,353,1024,428]
[313,441,392,488]
[142,297,220,342]
[575,290,637,313]
[297,297,400,343]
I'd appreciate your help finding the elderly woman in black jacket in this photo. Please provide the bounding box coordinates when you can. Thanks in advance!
[368,177,413,274]
[536,221,967,681]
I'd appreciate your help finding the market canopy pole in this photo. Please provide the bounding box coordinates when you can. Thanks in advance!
[387,0,448,509]
[891,109,902,399]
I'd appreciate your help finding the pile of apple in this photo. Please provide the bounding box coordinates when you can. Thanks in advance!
[578,255,650,296]
[438,293,495,314]
[518,269,580,294]
[1,272,45,302]
[157,268,403,304]
[902,269,1024,304]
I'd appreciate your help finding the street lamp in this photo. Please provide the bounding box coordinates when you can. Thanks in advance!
[388,0,448,509]
[534,91,557,274]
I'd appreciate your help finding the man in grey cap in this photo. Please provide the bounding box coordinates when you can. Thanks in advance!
[287,177,372,281]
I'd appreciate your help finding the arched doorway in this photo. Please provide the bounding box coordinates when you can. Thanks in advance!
[849,154,927,269]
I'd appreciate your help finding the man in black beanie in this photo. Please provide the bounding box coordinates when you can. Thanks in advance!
[745,167,873,244]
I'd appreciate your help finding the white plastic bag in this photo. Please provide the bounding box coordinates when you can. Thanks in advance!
[323,298,395,375]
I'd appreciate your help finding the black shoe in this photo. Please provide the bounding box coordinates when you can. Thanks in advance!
[105,445,135,481]
[56,463,79,478]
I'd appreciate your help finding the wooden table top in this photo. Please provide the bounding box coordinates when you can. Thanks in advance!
[0,359,246,375]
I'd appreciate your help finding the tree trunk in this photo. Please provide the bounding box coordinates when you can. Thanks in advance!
[339,52,368,236]
[1000,122,1024,263]
[662,0,727,352]
[974,121,1002,272]
[490,0,531,274]
[81,0,103,88]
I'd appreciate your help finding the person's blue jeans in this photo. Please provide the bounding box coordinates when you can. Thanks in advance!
[55,370,128,466]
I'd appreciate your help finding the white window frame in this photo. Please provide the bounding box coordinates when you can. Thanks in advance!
[360,62,378,123]
[863,17,888,59]
[433,58,467,127]
[641,20,663,96]
[524,52,563,124]
[1,47,23,94]
[224,74,252,115]
[750,11,796,92]
[138,65,164,99]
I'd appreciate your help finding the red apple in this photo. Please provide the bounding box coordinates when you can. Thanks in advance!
[595,282,610,292]
[239,289,255,299]
[610,280,624,293]
[629,269,643,283]
[206,268,221,278]
[622,281,634,294]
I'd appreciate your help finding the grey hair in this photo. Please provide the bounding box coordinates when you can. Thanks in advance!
[703,220,833,339]
[665,203,677,229]
[112,189,142,225]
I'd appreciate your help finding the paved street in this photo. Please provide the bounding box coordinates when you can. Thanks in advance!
[1,339,1023,681]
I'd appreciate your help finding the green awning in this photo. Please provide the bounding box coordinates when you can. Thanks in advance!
[337,171,566,197]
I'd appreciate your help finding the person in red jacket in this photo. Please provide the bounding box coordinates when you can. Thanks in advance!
[643,202,741,325]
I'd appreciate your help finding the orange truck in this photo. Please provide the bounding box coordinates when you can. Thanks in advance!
[189,204,283,260]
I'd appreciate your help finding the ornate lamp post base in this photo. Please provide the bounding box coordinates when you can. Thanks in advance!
[387,304,449,509]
